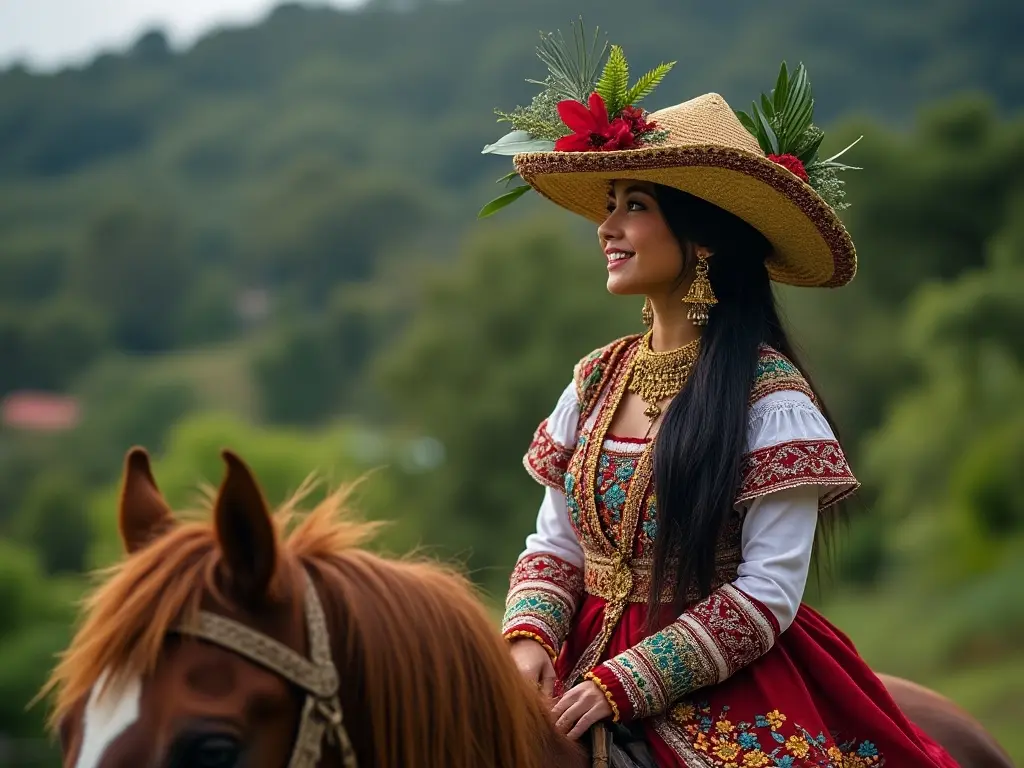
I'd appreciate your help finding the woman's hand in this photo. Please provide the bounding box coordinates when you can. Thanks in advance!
[509,637,557,697]
[553,680,614,740]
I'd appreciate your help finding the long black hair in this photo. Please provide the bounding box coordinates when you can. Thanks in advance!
[646,185,841,627]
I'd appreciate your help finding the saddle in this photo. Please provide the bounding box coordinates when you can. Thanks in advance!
[589,722,659,768]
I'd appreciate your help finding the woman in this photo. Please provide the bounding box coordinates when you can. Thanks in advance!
[489,44,958,768]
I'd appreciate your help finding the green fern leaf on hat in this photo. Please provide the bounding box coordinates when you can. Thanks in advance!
[595,45,629,117]
[623,62,675,109]
[596,45,676,120]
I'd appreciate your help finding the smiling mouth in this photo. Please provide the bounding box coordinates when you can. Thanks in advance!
[606,250,635,268]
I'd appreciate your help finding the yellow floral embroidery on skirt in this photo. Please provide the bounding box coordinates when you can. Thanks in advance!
[670,702,884,767]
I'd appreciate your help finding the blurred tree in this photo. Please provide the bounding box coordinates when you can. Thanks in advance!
[0,309,29,395]
[174,268,241,346]
[0,541,74,746]
[25,299,108,391]
[70,204,193,353]
[13,470,91,575]
[0,244,66,304]
[239,161,435,308]
[251,315,343,425]
[864,196,1024,590]
[376,216,636,593]
[0,300,106,394]
[131,29,173,66]
[62,356,198,485]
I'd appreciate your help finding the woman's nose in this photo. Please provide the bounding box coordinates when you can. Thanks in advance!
[598,212,622,243]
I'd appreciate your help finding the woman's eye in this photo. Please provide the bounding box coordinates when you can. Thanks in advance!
[627,199,646,211]
[170,733,242,768]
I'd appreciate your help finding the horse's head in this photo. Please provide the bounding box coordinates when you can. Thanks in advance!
[46,448,586,768]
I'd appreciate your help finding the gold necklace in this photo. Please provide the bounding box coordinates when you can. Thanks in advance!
[627,331,700,422]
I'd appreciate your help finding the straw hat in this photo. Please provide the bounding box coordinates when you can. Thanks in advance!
[512,92,856,289]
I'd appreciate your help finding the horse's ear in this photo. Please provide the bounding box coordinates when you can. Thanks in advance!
[213,450,277,605]
[119,447,174,554]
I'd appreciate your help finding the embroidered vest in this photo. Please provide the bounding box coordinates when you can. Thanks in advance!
[565,337,815,607]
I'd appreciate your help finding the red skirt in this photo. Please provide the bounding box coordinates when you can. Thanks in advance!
[556,595,958,767]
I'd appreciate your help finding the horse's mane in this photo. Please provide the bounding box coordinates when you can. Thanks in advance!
[43,482,584,768]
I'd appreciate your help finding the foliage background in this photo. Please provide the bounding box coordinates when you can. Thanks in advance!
[0,0,1022,763]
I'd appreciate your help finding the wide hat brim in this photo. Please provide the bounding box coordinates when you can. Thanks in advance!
[512,97,857,288]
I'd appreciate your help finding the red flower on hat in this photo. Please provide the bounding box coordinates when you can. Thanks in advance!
[767,153,809,182]
[555,93,636,152]
[619,105,657,136]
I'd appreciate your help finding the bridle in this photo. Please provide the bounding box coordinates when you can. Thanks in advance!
[177,570,357,768]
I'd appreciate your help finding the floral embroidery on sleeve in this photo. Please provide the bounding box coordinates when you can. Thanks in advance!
[502,553,584,659]
[589,585,778,721]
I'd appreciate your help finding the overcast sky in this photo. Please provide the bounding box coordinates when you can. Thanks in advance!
[0,0,366,70]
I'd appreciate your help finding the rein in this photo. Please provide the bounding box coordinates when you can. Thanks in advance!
[177,571,357,768]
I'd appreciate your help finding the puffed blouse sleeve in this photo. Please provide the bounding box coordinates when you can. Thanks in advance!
[736,388,859,511]
[585,390,859,723]
[501,382,586,661]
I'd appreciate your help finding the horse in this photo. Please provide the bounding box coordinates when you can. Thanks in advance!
[875,675,1014,768]
[43,448,1011,768]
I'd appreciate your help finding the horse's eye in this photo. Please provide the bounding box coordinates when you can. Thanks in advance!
[171,733,242,768]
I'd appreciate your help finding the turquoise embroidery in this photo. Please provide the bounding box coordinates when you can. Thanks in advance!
[596,452,636,539]
[508,593,566,624]
[566,443,659,555]
[755,354,799,380]
[564,471,580,526]
[641,496,658,548]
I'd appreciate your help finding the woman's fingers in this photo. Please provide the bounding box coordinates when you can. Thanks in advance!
[551,685,580,718]
[566,706,605,740]
[552,681,614,740]
[554,698,590,735]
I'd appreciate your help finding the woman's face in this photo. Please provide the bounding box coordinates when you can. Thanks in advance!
[598,180,685,297]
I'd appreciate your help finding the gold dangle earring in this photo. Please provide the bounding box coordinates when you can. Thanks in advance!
[682,250,717,326]
[641,297,653,328]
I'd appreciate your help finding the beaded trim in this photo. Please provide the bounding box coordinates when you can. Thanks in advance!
[584,671,622,723]
[504,630,557,663]
[515,145,856,289]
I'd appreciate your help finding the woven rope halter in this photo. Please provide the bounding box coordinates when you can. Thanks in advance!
[177,570,357,768]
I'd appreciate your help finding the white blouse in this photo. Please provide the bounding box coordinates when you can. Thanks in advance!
[520,381,852,633]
